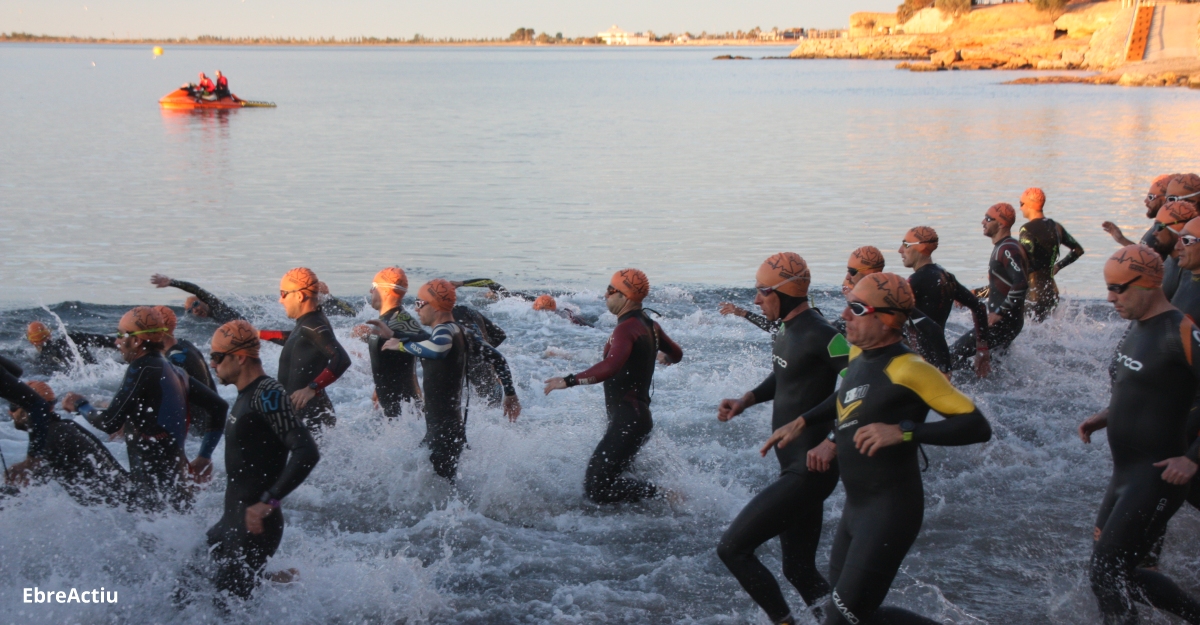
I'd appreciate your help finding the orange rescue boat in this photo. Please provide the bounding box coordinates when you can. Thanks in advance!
[158,88,276,110]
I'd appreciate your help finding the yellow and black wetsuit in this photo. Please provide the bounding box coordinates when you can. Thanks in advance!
[1091,309,1200,624]
[798,341,991,625]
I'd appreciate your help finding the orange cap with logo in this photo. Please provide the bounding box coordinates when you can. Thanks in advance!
[849,272,915,329]
[610,269,650,302]
[418,279,457,312]
[904,226,939,255]
[756,253,810,298]
[153,305,178,335]
[281,267,319,295]
[26,380,55,405]
[533,294,557,311]
[986,203,1016,227]
[211,320,261,359]
[119,306,168,342]
[848,246,885,273]
[1104,245,1164,289]
[1182,218,1200,239]
[1167,174,1200,203]
[373,267,409,294]
[317,281,331,295]
[1157,201,1199,232]
[1020,188,1046,212]
[1151,174,1178,196]
[26,321,51,346]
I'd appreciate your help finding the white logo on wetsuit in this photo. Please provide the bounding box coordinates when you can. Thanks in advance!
[1004,250,1021,273]
[1192,328,1200,346]
[773,355,788,369]
[843,384,869,404]
[832,591,860,625]
[1116,352,1143,372]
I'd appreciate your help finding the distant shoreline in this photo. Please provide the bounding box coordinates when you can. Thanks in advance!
[0,34,797,48]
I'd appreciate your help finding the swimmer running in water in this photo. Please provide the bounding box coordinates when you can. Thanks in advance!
[764,273,992,625]
[356,267,426,417]
[451,278,538,301]
[950,203,1028,371]
[316,281,361,317]
[155,306,219,444]
[258,268,352,432]
[1018,188,1085,322]
[1102,174,1177,254]
[716,253,849,625]
[532,294,594,327]
[544,269,683,504]
[1077,245,1200,625]
[383,279,521,481]
[24,321,117,374]
[151,274,246,323]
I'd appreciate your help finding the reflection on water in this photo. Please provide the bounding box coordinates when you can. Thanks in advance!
[1,45,1199,307]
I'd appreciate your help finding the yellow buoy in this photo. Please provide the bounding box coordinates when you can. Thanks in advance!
[152,46,163,57]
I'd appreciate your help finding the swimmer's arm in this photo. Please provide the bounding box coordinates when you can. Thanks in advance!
[0,367,50,456]
[169,279,244,322]
[1055,225,1085,274]
[478,312,507,347]
[570,322,637,386]
[458,278,508,295]
[799,391,838,426]
[390,325,454,359]
[303,325,352,389]
[887,356,992,446]
[268,426,321,501]
[188,377,228,458]
[654,322,683,364]
[742,312,779,335]
[479,343,517,397]
[0,354,22,378]
[750,374,776,404]
[949,274,990,343]
[79,367,149,434]
[996,242,1029,314]
[68,332,117,350]
[258,330,291,345]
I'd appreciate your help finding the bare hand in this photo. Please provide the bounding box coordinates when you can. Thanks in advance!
[543,377,568,395]
[61,392,85,413]
[974,349,991,378]
[987,313,1001,326]
[350,324,372,341]
[1101,221,1134,246]
[717,397,748,422]
[291,387,318,411]
[718,302,747,317]
[382,338,403,351]
[150,274,172,288]
[807,439,837,472]
[503,395,521,422]
[245,502,273,535]
[364,319,394,339]
[188,457,213,483]
[5,459,32,486]
[1154,456,1199,485]
[761,418,806,456]
[854,423,904,456]
[656,352,674,366]
[1079,411,1108,444]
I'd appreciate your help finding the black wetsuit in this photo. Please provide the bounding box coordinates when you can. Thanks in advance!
[76,352,228,510]
[907,263,989,336]
[262,310,351,432]
[1163,256,1184,302]
[208,375,319,599]
[566,310,683,504]
[904,309,952,373]
[799,342,991,625]
[36,332,116,373]
[1091,309,1200,624]
[460,278,538,302]
[168,279,245,324]
[0,356,55,462]
[1020,217,1084,321]
[741,311,782,336]
[34,416,132,507]
[367,306,426,417]
[167,338,218,436]
[951,237,1028,370]
[452,305,507,407]
[718,309,849,623]
[320,295,360,318]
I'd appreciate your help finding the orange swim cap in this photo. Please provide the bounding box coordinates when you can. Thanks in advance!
[1020,188,1046,212]
[1157,201,1199,232]
[1104,245,1164,289]
[1168,174,1200,202]
[26,380,55,405]
[904,226,939,255]
[1151,174,1178,197]
[986,203,1016,227]
[281,267,319,296]
[848,246,886,273]
[373,267,409,294]
[755,253,810,298]
[26,321,51,346]
[119,306,167,342]
[849,273,915,329]
[610,269,651,302]
[317,281,330,295]
[533,295,557,311]
[211,320,261,359]
[418,279,457,313]
[153,305,178,335]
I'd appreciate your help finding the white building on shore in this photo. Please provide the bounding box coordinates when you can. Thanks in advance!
[598,25,651,45]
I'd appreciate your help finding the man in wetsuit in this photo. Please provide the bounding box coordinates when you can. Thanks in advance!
[899,226,990,377]
[1077,245,1200,624]
[155,305,220,449]
[258,268,351,432]
[1152,201,1199,301]
[0,356,56,479]
[383,279,521,480]
[532,295,594,327]
[151,274,246,323]
[950,203,1028,371]
[205,320,320,600]
[452,302,509,407]
[25,321,116,374]
[544,269,683,504]
[61,307,228,511]
[5,380,132,507]
[764,273,992,625]
[452,278,538,302]
[316,281,361,317]
[1103,174,1176,253]
[1018,188,1085,321]
[716,253,849,625]
[355,267,425,418]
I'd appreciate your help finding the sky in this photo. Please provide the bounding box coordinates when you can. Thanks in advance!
[0,0,901,40]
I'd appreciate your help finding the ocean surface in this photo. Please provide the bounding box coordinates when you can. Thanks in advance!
[2,43,1200,624]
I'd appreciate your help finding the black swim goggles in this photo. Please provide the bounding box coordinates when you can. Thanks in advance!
[209,351,229,364]
[1166,191,1200,203]
[845,267,859,277]
[1105,276,1141,294]
[756,275,807,297]
[1154,219,1188,232]
[846,301,903,317]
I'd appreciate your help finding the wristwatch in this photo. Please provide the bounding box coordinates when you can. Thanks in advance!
[307,381,320,391]
[899,420,916,442]
[259,491,281,508]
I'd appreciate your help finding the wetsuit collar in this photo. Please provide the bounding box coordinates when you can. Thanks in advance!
[858,340,907,360]
[617,309,647,323]
[295,309,325,325]
[380,307,401,319]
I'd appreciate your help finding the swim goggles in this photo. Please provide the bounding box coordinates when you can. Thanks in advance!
[1166,191,1200,203]
[756,274,807,296]
[1105,276,1141,294]
[983,215,997,223]
[845,267,860,277]
[1182,234,1200,247]
[372,282,408,293]
[413,299,429,310]
[846,301,903,317]
[115,327,167,339]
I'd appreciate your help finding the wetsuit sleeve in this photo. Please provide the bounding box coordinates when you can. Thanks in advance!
[302,324,351,390]
[1054,223,1085,274]
[258,330,290,345]
[326,297,358,317]
[188,377,228,459]
[68,332,117,350]
[948,271,989,341]
[0,355,23,378]
[478,312,507,346]
[169,279,243,323]
[479,343,517,397]
[799,391,838,425]
[0,366,52,458]
[995,241,1029,315]
[1176,317,1200,463]
[396,324,455,359]
[750,373,777,404]
[573,321,637,385]
[884,353,992,445]
[80,366,149,434]
[460,278,508,294]
[386,311,425,339]
[742,312,780,335]
[654,322,683,364]
[253,392,319,500]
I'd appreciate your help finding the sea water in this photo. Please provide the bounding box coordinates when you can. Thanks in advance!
[1,44,1200,623]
